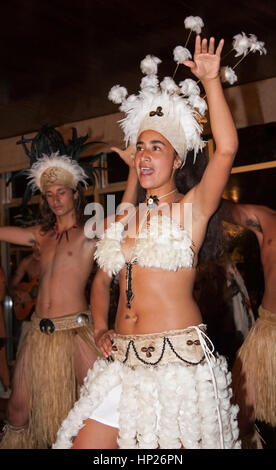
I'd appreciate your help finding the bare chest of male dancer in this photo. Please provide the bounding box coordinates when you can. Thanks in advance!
[35,227,96,318]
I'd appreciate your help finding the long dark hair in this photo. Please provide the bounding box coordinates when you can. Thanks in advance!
[175,150,225,265]
[137,149,225,266]
[39,183,87,233]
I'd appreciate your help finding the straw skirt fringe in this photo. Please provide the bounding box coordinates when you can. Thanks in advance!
[0,323,96,449]
[232,305,276,426]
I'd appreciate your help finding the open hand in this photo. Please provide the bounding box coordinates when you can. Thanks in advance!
[110,145,136,167]
[183,36,224,82]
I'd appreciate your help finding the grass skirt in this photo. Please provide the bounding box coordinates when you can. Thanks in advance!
[54,326,240,449]
[232,305,276,426]
[0,315,97,449]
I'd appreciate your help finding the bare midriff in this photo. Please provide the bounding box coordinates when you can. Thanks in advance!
[115,264,202,334]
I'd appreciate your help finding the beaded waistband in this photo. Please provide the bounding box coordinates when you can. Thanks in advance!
[31,311,92,335]
[110,325,207,367]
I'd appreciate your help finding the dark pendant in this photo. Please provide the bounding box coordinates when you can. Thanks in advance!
[125,261,135,309]
[146,195,159,209]
[39,318,55,335]
[56,232,64,243]
[53,224,78,243]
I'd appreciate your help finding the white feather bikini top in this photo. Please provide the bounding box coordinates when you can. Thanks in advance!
[94,213,194,277]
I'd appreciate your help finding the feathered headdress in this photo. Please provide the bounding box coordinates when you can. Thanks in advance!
[108,16,267,166]
[220,31,267,85]
[27,152,88,193]
[108,53,207,165]
[108,16,207,165]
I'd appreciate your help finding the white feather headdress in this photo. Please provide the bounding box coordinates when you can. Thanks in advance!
[109,55,207,165]
[28,152,88,193]
[108,16,267,160]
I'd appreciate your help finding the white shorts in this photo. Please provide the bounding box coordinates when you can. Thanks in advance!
[89,383,121,428]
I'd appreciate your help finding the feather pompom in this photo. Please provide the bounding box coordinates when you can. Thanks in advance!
[249,34,267,55]
[220,66,238,85]
[108,85,128,104]
[188,95,207,116]
[232,32,250,57]
[140,74,159,90]
[160,77,178,94]
[179,78,200,96]
[140,55,161,75]
[173,46,192,64]
[184,16,204,34]
[119,94,138,113]
[94,222,125,277]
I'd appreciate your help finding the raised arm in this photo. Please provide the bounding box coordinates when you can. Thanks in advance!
[110,145,139,206]
[184,36,238,217]
[90,268,115,358]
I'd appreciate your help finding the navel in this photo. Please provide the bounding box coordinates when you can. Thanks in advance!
[125,313,138,323]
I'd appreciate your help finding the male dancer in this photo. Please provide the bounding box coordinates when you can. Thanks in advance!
[224,201,276,446]
[0,148,137,448]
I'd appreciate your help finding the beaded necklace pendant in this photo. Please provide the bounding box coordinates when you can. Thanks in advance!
[146,195,159,209]
[53,223,78,243]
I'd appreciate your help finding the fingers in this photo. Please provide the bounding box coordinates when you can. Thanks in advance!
[208,37,215,55]
[215,38,224,56]
[182,60,195,69]
[195,35,224,56]
[110,146,121,155]
[194,35,201,55]
[97,330,116,358]
[201,38,208,54]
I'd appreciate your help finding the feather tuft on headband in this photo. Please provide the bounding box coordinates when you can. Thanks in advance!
[249,34,267,55]
[220,66,238,85]
[140,55,162,75]
[184,16,204,34]
[173,46,192,64]
[108,85,128,104]
[232,32,251,57]
[179,79,200,96]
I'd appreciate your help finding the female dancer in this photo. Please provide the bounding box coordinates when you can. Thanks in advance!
[54,36,240,449]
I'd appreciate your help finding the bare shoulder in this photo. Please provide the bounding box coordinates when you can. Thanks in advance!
[240,204,275,234]
[19,224,42,246]
[255,205,276,232]
[32,224,44,237]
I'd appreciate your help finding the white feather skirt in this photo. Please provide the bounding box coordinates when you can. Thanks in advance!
[53,327,241,450]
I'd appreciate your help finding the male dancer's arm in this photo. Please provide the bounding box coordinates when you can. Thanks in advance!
[0,225,40,247]
[222,199,264,235]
